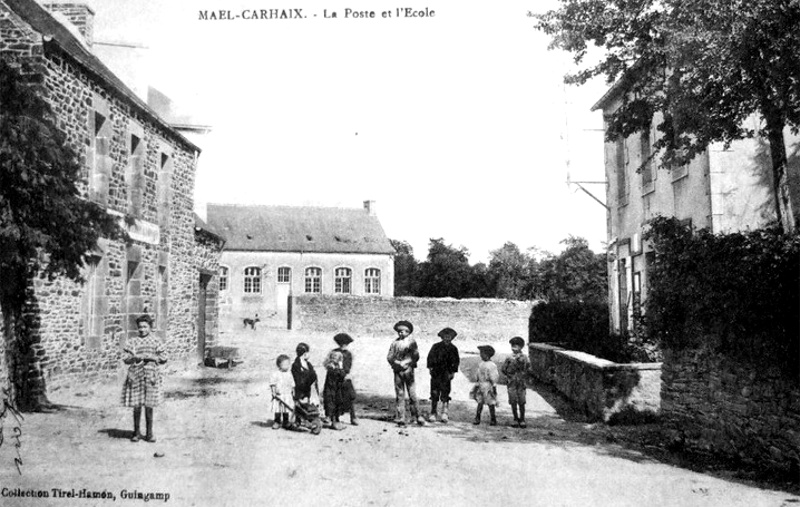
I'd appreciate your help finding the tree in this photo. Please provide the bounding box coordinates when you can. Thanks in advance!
[0,59,126,411]
[389,239,419,296]
[486,242,532,300]
[537,0,800,232]
[535,236,607,303]
[416,238,475,298]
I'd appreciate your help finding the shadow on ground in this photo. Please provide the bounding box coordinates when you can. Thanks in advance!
[354,384,800,495]
[98,428,133,439]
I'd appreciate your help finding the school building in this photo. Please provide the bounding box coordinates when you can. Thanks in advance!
[206,201,396,327]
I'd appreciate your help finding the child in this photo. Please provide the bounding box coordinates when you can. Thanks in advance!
[501,336,531,428]
[291,343,319,402]
[270,354,296,430]
[331,333,358,425]
[387,320,425,426]
[426,327,460,423]
[322,349,349,430]
[472,345,499,426]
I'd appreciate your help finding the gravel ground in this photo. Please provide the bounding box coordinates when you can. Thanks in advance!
[0,327,798,507]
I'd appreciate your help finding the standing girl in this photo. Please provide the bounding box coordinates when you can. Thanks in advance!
[121,314,168,443]
[270,354,296,430]
[471,345,499,426]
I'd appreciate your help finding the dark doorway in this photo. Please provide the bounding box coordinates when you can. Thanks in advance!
[198,273,211,363]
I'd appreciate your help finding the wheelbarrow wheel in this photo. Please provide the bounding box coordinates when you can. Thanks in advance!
[311,418,322,435]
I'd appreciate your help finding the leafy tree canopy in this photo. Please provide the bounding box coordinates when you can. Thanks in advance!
[537,0,800,229]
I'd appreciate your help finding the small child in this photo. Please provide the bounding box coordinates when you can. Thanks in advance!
[331,333,358,425]
[322,349,349,430]
[270,354,296,430]
[426,327,460,423]
[472,345,499,426]
[501,336,531,428]
[291,343,319,406]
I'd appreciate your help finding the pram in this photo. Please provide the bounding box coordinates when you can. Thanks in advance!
[272,395,323,435]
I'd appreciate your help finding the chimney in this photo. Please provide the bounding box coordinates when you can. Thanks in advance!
[44,3,95,48]
[363,200,376,216]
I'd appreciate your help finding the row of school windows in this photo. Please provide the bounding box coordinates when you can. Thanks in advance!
[219,266,382,295]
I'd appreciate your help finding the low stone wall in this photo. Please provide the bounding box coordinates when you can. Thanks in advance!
[662,348,800,474]
[290,295,534,341]
[529,343,662,423]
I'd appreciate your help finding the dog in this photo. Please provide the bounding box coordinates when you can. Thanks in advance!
[243,314,260,330]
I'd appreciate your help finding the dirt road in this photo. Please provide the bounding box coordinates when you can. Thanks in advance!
[0,328,797,507]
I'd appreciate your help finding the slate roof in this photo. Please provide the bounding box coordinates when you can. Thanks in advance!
[206,204,396,255]
[4,0,199,153]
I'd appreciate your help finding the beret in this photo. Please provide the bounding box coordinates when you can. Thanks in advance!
[393,320,414,334]
[333,333,354,345]
[438,327,457,339]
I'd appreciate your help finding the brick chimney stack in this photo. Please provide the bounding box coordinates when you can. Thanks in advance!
[44,2,94,48]
[363,200,376,216]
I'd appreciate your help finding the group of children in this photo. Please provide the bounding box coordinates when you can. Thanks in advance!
[269,319,532,432]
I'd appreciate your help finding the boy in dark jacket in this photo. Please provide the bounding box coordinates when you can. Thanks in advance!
[426,327,460,423]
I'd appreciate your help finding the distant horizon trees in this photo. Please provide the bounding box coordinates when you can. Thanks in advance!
[391,235,607,303]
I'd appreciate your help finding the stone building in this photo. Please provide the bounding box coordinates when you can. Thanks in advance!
[0,0,224,387]
[207,201,396,327]
[593,79,799,334]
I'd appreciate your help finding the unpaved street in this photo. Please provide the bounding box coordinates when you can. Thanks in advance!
[0,328,797,507]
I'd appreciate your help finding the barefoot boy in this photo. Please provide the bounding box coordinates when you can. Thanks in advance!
[387,320,425,426]
[501,336,531,428]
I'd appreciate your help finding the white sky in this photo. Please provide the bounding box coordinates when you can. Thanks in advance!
[88,0,610,262]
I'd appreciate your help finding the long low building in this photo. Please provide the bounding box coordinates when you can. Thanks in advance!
[207,201,396,327]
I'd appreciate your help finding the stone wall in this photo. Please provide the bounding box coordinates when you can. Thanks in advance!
[529,343,662,422]
[290,295,534,341]
[662,348,800,474]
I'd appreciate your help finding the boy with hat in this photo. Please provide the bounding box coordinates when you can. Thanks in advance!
[426,327,460,423]
[387,320,425,426]
[471,345,499,425]
[501,336,531,428]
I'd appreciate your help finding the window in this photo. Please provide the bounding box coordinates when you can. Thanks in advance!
[157,150,172,227]
[364,268,381,294]
[631,270,643,330]
[277,267,291,284]
[219,266,229,291]
[304,267,321,293]
[127,124,145,216]
[155,265,168,334]
[243,267,262,293]
[90,93,112,205]
[640,128,655,195]
[618,258,629,333]
[82,254,105,347]
[335,267,352,294]
[671,163,689,182]
[615,136,628,206]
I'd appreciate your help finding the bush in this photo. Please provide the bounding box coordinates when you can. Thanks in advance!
[644,217,800,377]
[529,301,653,363]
